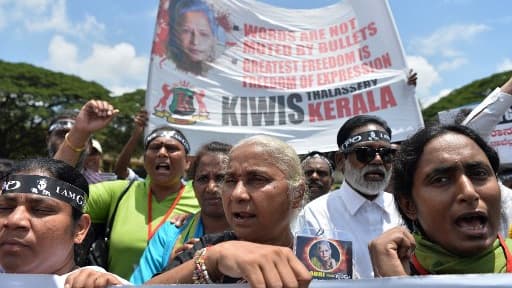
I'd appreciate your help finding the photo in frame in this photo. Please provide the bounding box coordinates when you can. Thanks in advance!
[295,235,353,280]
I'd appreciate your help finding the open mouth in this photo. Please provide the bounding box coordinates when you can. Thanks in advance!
[364,169,385,181]
[455,211,488,234]
[308,183,323,190]
[155,162,170,171]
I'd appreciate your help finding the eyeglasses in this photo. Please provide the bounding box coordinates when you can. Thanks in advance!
[344,146,396,164]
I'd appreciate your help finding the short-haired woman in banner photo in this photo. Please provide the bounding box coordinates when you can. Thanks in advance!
[168,0,225,76]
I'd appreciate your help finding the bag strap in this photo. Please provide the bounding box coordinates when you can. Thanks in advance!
[104,179,136,239]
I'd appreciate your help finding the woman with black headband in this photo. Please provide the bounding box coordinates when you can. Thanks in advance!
[54,100,200,279]
[0,158,128,287]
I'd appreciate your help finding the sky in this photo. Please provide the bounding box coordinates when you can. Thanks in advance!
[1,0,511,107]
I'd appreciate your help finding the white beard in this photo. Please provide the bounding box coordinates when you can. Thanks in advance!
[343,161,391,196]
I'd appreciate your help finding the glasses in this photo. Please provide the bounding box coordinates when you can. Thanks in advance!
[344,146,396,164]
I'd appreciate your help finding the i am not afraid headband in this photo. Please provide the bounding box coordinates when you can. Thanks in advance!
[1,174,87,212]
[144,130,190,154]
[48,119,75,133]
[340,130,391,152]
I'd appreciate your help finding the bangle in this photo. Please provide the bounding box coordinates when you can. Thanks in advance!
[192,248,213,284]
[64,132,86,152]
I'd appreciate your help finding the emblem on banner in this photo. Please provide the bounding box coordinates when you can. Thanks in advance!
[153,81,209,125]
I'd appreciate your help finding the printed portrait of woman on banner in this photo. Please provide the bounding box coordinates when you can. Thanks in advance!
[167,0,227,76]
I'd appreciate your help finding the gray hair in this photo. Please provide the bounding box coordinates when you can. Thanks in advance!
[231,135,304,200]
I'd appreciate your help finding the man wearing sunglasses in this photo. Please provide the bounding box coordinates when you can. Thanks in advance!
[297,115,402,279]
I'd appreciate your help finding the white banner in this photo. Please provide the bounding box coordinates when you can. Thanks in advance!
[4,273,512,288]
[145,0,424,154]
[489,113,512,165]
[439,104,512,165]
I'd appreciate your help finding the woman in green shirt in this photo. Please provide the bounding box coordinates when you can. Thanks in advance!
[54,100,200,278]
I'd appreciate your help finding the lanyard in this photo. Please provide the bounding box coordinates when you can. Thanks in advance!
[147,184,185,241]
[498,234,512,273]
[411,234,512,274]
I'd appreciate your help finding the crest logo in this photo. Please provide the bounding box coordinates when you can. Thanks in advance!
[153,81,209,125]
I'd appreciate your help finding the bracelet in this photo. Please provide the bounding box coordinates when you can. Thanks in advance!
[64,132,86,152]
[192,247,214,284]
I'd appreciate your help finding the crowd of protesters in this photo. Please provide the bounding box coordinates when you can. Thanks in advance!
[1,63,512,288]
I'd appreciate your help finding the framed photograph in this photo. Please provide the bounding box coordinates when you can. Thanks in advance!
[295,235,353,280]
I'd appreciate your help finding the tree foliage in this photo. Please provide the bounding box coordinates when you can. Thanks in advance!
[422,70,512,122]
[99,89,146,161]
[0,60,144,160]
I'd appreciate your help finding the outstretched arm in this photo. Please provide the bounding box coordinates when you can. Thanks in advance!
[462,75,512,139]
[114,109,148,179]
[54,100,118,167]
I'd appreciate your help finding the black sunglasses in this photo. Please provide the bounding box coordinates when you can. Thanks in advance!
[344,146,396,164]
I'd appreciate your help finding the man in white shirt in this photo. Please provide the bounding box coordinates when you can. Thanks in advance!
[297,115,402,278]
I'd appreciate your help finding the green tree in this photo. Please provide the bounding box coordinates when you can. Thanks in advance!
[97,89,146,164]
[422,70,512,121]
[0,60,145,160]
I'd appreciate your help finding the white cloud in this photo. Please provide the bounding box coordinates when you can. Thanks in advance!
[406,55,441,107]
[411,24,490,57]
[438,57,468,71]
[48,35,148,94]
[0,0,104,38]
[48,35,78,71]
[497,58,512,72]
[75,14,105,36]
[427,88,453,107]
[23,0,68,32]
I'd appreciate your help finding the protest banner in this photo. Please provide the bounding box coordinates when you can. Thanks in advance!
[4,273,512,287]
[439,103,512,165]
[145,0,423,154]
[488,106,512,165]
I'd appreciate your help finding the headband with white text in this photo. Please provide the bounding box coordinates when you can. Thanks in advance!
[340,130,391,152]
[48,119,75,133]
[301,153,334,174]
[1,174,87,212]
[144,130,190,153]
